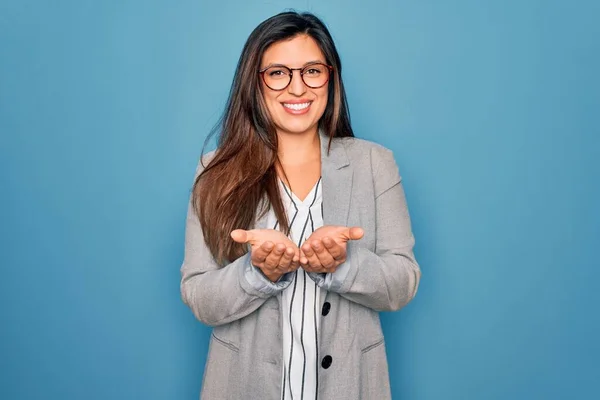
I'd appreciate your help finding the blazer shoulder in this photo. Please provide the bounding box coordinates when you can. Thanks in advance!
[193,149,217,176]
[338,136,397,167]
[338,137,401,195]
[201,149,217,164]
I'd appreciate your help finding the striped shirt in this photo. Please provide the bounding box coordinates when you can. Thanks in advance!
[266,177,325,400]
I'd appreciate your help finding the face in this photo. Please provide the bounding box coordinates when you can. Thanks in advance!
[260,34,329,137]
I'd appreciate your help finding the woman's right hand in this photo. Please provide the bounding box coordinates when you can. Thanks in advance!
[230,229,300,282]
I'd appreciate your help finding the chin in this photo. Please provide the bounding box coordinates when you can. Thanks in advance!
[277,123,318,135]
[275,115,319,134]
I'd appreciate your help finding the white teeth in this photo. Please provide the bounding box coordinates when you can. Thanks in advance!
[283,102,311,110]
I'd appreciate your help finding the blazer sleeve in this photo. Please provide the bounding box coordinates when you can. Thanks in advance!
[180,156,294,327]
[308,147,421,311]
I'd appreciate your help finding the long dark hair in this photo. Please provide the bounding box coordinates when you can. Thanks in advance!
[193,11,354,265]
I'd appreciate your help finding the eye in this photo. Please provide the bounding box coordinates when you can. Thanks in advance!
[267,68,288,78]
[304,65,325,76]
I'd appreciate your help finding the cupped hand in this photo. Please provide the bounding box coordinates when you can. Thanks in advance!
[231,229,300,282]
[299,226,364,274]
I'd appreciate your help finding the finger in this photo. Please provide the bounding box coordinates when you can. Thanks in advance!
[301,264,314,273]
[279,246,295,269]
[231,229,260,244]
[311,240,336,269]
[299,249,308,266]
[302,263,328,274]
[289,247,300,268]
[322,237,345,261]
[302,242,322,270]
[289,256,300,271]
[230,229,249,243]
[348,227,364,241]
[252,241,274,264]
[284,251,300,272]
[264,243,286,269]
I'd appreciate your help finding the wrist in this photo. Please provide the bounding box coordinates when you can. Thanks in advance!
[265,271,283,282]
[254,264,283,282]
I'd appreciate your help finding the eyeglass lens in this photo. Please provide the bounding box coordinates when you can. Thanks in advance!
[262,63,330,90]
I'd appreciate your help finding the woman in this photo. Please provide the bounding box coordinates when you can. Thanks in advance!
[180,11,421,400]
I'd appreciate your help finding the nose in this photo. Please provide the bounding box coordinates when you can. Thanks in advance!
[287,70,307,96]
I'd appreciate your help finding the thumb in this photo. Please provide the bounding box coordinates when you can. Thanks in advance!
[231,229,253,243]
[347,227,364,241]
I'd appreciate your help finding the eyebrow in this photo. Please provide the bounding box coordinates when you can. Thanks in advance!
[261,60,326,69]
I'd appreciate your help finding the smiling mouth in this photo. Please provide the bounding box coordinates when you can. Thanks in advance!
[282,101,312,111]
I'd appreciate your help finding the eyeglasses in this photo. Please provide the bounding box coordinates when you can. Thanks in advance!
[259,62,333,91]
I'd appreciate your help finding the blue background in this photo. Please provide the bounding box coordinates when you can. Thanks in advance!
[1,0,599,399]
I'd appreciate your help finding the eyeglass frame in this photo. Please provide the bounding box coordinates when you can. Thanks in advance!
[258,62,334,91]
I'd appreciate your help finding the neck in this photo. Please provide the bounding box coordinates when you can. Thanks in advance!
[277,128,321,166]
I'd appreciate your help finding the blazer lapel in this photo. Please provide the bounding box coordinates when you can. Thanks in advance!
[320,132,353,229]
[319,132,353,312]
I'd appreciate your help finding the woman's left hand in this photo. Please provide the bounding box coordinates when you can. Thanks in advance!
[299,225,364,273]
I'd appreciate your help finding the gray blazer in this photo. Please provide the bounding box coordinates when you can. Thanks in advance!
[180,133,421,400]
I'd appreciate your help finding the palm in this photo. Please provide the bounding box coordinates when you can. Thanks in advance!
[299,225,364,273]
[230,228,300,282]
[304,226,363,245]
[232,229,296,250]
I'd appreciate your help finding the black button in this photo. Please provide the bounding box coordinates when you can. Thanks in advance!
[321,355,333,369]
[321,302,331,316]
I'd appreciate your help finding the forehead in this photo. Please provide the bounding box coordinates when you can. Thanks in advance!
[261,34,326,67]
